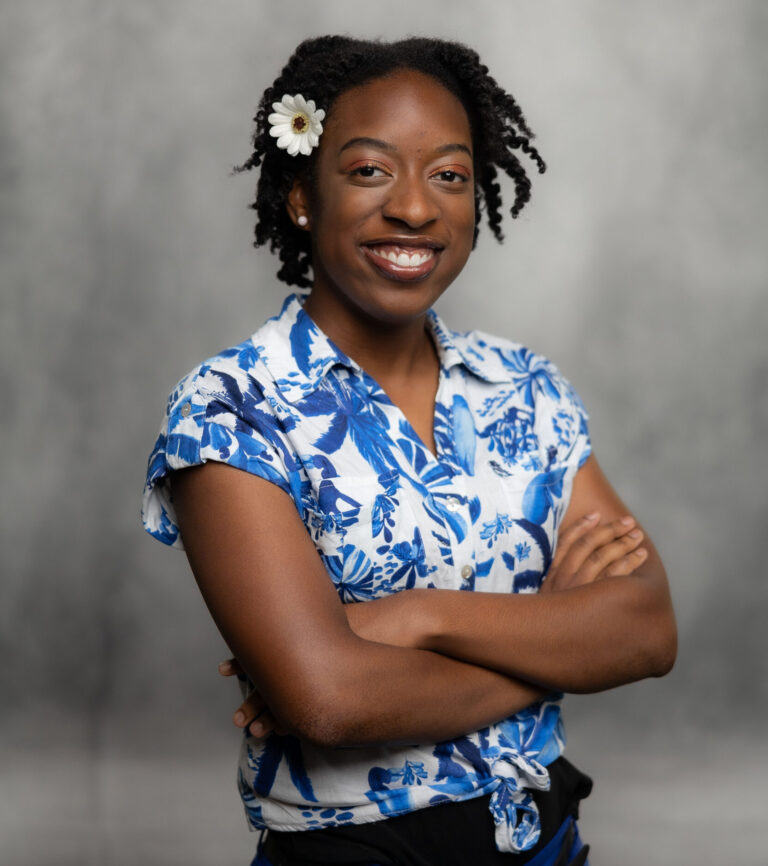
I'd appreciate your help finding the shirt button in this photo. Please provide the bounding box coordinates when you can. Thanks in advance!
[445,497,462,512]
[180,403,191,417]
[460,565,473,581]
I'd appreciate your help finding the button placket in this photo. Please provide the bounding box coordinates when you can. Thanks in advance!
[437,478,477,589]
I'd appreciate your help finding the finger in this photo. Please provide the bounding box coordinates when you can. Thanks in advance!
[550,512,601,570]
[602,546,648,578]
[557,516,637,577]
[218,657,245,677]
[233,692,267,729]
[577,528,645,580]
[247,709,278,739]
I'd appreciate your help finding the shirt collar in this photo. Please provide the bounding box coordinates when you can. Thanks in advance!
[426,308,511,385]
[258,294,508,404]
[257,294,359,403]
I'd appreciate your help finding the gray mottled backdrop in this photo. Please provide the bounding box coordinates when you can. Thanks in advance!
[2,1,766,864]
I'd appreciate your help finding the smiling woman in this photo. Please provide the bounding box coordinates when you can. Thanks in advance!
[298,71,476,332]
[141,35,675,866]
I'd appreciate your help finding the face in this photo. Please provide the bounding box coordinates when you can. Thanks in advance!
[292,69,476,327]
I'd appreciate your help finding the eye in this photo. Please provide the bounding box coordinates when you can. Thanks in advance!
[432,168,470,184]
[349,162,389,179]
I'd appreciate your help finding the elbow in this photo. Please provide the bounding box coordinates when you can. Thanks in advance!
[629,601,677,681]
[648,610,677,678]
[624,577,678,681]
[288,700,350,749]
[272,676,363,749]
[249,635,389,748]
[588,593,677,691]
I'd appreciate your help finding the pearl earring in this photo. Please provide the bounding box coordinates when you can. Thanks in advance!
[297,215,308,227]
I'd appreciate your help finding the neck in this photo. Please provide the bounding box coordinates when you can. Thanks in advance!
[302,288,438,386]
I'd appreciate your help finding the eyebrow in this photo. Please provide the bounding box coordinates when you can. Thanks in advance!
[339,137,473,158]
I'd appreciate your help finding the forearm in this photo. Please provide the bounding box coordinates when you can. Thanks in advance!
[412,574,676,693]
[173,464,548,750]
[254,633,547,748]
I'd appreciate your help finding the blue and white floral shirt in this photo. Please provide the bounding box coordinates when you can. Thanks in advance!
[142,293,591,854]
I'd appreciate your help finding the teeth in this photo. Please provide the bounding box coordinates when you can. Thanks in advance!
[370,247,435,268]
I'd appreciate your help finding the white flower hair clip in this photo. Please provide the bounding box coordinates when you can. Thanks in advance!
[268,94,325,157]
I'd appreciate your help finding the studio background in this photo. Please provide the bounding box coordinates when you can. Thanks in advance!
[2,2,765,864]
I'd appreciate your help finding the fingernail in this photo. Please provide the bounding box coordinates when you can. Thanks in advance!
[233,710,246,726]
[635,547,648,556]
[249,722,264,737]
[586,511,600,521]
[629,529,643,539]
[218,661,231,674]
[621,516,634,525]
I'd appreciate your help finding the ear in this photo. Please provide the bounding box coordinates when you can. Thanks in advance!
[286,176,311,230]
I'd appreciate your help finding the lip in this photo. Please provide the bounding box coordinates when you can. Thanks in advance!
[360,236,445,282]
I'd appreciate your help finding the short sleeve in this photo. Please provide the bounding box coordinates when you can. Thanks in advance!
[141,372,293,550]
[537,359,592,471]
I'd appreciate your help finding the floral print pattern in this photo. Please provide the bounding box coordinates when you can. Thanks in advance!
[142,294,591,853]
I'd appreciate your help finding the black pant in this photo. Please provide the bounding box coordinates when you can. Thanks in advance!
[261,756,592,866]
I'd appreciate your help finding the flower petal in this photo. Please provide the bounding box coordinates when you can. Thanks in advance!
[271,102,294,116]
[277,131,295,150]
[268,94,324,154]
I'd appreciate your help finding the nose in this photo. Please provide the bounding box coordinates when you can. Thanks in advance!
[381,174,440,228]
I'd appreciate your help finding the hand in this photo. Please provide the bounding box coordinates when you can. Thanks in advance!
[540,512,647,594]
[218,658,284,738]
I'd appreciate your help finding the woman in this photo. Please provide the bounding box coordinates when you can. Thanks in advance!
[142,36,676,866]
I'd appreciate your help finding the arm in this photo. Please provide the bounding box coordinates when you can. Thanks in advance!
[352,455,676,694]
[172,462,547,748]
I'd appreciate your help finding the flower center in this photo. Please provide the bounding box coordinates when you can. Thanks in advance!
[291,113,309,134]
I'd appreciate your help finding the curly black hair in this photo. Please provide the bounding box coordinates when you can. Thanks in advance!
[234,36,546,288]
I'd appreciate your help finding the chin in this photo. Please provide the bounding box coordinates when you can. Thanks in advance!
[354,281,449,325]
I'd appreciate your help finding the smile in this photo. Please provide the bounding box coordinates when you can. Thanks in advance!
[361,242,442,282]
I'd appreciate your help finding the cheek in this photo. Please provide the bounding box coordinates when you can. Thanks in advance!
[451,198,477,258]
[312,190,372,249]
[311,222,368,287]
[453,187,476,229]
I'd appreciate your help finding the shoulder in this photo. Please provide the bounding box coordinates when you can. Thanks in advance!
[450,325,582,402]
[164,292,326,415]
[157,327,297,476]
[452,327,530,368]
[143,332,293,548]
[165,295,302,417]
[165,335,271,418]
[447,325,592,469]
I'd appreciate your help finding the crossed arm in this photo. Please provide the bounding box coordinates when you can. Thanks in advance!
[172,454,676,748]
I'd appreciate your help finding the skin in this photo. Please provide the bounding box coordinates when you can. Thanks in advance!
[172,69,677,747]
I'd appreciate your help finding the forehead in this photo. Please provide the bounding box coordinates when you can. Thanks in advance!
[322,68,472,151]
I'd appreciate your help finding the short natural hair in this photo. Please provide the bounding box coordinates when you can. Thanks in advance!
[235,36,546,287]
